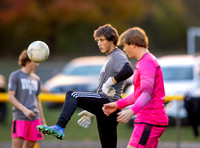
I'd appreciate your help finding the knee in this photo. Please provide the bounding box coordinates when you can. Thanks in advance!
[66,91,74,97]
[65,91,76,101]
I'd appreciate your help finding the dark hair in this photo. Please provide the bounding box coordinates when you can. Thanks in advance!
[118,27,148,48]
[18,49,31,67]
[93,24,119,46]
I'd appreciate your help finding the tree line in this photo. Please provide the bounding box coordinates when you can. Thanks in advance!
[0,0,200,58]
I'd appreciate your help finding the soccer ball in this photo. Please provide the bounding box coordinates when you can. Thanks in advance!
[27,41,50,63]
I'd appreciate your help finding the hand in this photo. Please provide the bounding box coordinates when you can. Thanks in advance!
[77,110,95,128]
[102,102,118,116]
[102,77,116,97]
[23,108,36,120]
[104,87,116,97]
[117,109,134,123]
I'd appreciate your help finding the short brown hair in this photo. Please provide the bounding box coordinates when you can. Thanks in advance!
[118,27,148,48]
[93,24,119,46]
[18,49,31,67]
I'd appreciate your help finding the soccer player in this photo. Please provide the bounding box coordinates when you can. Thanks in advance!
[37,24,133,148]
[8,49,46,148]
[102,27,169,148]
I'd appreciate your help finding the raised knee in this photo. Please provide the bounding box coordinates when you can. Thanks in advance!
[66,91,74,96]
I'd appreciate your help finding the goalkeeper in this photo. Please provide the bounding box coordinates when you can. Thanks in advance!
[103,27,169,148]
[37,24,133,148]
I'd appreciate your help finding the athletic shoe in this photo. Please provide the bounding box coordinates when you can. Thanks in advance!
[37,125,65,140]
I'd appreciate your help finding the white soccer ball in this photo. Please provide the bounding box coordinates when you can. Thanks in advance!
[27,41,50,63]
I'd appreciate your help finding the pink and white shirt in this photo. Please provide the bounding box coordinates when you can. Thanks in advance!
[117,53,168,126]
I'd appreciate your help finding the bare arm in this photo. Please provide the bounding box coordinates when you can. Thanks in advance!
[102,102,118,116]
[38,98,46,125]
[8,90,35,120]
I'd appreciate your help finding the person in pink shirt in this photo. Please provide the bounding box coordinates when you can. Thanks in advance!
[102,27,168,148]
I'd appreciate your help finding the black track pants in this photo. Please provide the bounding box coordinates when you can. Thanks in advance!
[56,91,119,148]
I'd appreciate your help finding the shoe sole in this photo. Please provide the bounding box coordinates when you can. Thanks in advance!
[37,126,65,140]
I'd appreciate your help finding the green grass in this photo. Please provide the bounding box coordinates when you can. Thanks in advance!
[0,103,200,143]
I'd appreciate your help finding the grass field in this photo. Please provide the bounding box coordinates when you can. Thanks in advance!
[0,102,200,143]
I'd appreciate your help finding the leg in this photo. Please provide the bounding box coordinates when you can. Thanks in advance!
[128,124,152,148]
[127,145,135,148]
[71,91,119,148]
[56,91,105,127]
[56,91,79,128]
[63,91,120,148]
[12,137,23,148]
[69,91,118,147]
[128,124,166,148]
[11,120,25,148]
[37,91,78,139]
[23,140,36,148]
[192,121,199,137]
[37,91,105,140]
[96,109,119,148]
[144,126,166,148]
[0,103,7,123]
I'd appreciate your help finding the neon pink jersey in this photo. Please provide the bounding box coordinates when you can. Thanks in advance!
[117,53,168,126]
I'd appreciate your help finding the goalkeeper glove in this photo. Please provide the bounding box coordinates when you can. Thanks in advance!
[77,110,95,128]
[102,77,116,97]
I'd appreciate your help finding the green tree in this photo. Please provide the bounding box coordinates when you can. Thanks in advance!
[0,0,200,57]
